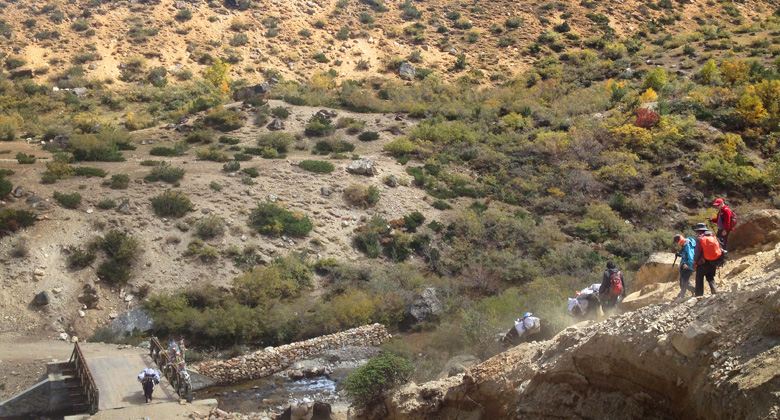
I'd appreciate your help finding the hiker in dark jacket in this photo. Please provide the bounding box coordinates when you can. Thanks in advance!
[693,230,719,296]
[674,234,696,298]
[710,198,734,250]
[599,261,625,310]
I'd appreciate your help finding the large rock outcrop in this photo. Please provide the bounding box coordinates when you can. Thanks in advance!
[728,209,780,253]
[633,252,677,291]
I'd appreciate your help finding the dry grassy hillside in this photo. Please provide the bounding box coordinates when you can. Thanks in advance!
[0,0,774,87]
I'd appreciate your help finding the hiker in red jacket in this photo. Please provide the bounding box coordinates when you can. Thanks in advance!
[710,198,734,250]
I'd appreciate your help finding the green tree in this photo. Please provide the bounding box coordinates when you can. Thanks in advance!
[643,67,667,91]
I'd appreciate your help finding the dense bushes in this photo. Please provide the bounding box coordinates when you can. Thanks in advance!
[257,132,295,153]
[0,208,36,237]
[144,164,185,184]
[344,353,414,408]
[344,184,380,208]
[151,190,193,217]
[248,203,312,237]
[202,106,245,132]
[92,230,140,286]
[53,191,82,209]
[299,160,334,173]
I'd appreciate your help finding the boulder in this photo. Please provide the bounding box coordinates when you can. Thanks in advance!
[267,117,285,131]
[278,401,332,420]
[320,187,331,196]
[728,209,780,253]
[403,288,442,328]
[671,322,719,357]
[233,82,271,102]
[436,355,479,380]
[13,186,23,198]
[347,158,378,176]
[109,308,155,337]
[33,291,50,306]
[26,194,42,205]
[621,283,670,312]
[634,252,677,291]
[386,175,398,188]
[315,109,337,119]
[118,200,130,213]
[399,62,416,80]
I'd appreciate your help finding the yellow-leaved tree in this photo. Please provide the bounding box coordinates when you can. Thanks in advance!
[204,59,231,95]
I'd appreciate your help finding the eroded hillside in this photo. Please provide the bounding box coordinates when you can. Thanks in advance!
[370,212,780,420]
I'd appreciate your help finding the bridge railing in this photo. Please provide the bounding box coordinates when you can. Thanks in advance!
[69,342,99,415]
[149,337,193,402]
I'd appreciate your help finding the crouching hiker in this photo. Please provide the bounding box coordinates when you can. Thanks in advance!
[673,234,696,298]
[501,312,541,347]
[693,230,721,296]
[599,261,625,312]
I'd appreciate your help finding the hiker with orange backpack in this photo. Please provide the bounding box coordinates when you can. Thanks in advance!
[693,229,722,296]
[710,198,736,250]
[599,261,625,311]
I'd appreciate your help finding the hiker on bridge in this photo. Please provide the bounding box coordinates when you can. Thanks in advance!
[599,261,625,312]
[673,234,697,299]
[137,368,161,403]
[710,198,736,250]
[501,312,542,346]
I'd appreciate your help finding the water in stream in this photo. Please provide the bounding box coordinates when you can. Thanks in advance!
[196,374,343,415]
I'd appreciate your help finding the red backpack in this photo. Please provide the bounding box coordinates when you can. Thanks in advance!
[729,211,737,230]
[700,235,723,261]
[610,271,623,296]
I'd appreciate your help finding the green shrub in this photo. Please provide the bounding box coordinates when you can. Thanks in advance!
[195,216,226,239]
[53,191,82,209]
[175,9,192,21]
[242,167,259,178]
[271,106,290,119]
[432,200,451,210]
[150,146,185,157]
[16,153,36,164]
[185,130,214,144]
[505,17,523,29]
[219,136,241,145]
[202,106,245,132]
[0,178,11,197]
[209,181,223,191]
[5,56,26,70]
[233,153,252,161]
[313,53,330,63]
[344,353,414,408]
[151,190,193,218]
[305,115,335,137]
[97,259,131,285]
[144,164,185,184]
[196,148,231,162]
[336,117,367,134]
[69,134,124,162]
[185,239,220,263]
[314,258,339,274]
[258,132,295,152]
[0,208,37,237]
[97,199,116,209]
[223,161,241,172]
[313,138,355,154]
[344,184,380,208]
[110,174,130,189]
[402,212,426,232]
[299,160,335,173]
[230,33,249,46]
[67,246,96,269]
[73,166,107,177]
[248,203,313,237]
[357,131,380,142]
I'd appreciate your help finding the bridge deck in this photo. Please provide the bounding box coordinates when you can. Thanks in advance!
[86,352,179,410]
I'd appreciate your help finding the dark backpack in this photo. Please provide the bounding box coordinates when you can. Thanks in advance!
[609,271,623,296]
[729,211,737,229]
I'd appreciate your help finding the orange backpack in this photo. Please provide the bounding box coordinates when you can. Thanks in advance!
[700,235,723,261]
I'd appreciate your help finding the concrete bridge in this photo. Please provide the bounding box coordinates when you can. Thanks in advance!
[0,340,184,419]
